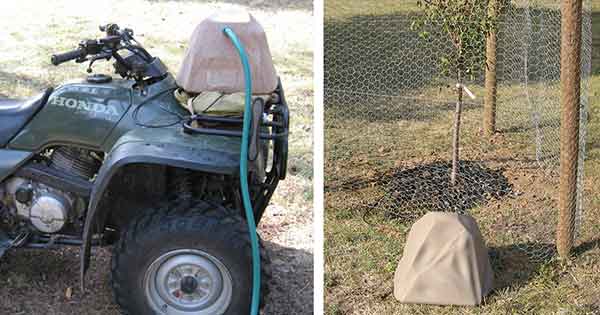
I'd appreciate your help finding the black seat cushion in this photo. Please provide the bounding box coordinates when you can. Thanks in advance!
[0,88,53,147]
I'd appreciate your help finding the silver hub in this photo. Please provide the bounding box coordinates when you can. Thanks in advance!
[145,249,233,315]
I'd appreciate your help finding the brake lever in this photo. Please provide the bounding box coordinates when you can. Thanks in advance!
[85,51,112,73]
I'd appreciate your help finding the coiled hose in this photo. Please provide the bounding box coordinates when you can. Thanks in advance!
[223,27,261,315]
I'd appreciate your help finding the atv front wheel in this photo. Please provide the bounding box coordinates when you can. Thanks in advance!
[111,200,270,315]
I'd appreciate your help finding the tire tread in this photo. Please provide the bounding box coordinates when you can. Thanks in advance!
[111,198,271,315]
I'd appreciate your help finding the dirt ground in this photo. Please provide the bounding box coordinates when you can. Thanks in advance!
[0,203,313,315]
[0,0,313,314]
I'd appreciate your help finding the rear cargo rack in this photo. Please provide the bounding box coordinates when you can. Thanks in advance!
[182,79,289,181]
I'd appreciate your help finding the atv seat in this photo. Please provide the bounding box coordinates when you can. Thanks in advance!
[0,88,53,147]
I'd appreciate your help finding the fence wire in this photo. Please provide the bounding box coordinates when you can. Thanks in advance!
[325,0,591,264]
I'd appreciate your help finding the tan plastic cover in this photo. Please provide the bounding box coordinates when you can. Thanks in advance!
[393,212,494,306]
[176,11,278,94]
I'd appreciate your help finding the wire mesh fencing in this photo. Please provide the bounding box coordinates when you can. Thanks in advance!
[324,0,591,263]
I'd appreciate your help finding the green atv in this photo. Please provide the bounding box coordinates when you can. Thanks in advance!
[0,23,288,314]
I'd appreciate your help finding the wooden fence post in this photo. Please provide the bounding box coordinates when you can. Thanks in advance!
[557,0,582,259]
[483,0,499,137]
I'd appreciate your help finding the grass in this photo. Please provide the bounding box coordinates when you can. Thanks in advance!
[0,1,313,314]
[325,0,420,19]
[0,0,313,214]
[325,3,600,315]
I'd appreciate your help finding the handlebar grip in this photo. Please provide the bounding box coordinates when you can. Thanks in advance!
[51,48,86,65]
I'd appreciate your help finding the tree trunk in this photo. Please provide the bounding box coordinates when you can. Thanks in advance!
[451,72,464,186]
[483,7,498,137]
[557,0,582,259]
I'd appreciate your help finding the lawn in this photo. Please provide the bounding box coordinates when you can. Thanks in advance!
[325,2,600,314]
[0,1,313,314]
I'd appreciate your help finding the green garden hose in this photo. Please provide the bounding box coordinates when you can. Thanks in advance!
[223,27,261,315]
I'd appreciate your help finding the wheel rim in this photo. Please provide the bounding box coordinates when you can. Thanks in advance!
[145,249,233,315]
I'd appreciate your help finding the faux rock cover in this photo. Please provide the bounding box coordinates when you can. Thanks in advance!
[393,212,494,306]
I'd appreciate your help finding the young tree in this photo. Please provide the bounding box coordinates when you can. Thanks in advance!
[412,0,498,185]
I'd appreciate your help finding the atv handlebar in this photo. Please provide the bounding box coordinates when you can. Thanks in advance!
[50,33,119,67]
[49,24,166,83]
[51,48,87,65]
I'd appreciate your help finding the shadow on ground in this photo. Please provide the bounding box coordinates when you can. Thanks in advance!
[487,239,600,312]
[263,240,314,315]
[573,237,600,256]
[488,242,555,293]
[0,240,312,314]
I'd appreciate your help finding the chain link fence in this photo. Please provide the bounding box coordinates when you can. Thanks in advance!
[325,0,591,262]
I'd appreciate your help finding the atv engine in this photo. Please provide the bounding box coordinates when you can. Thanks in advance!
[1,147,101,234]
[5,178,75,233]
[50,146,101,179]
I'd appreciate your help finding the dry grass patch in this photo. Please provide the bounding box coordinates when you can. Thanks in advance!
[0,1,313,314]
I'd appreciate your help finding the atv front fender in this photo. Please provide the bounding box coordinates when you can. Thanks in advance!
[80,127,242,289]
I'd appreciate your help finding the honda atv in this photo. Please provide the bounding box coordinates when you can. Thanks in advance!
[0,21,288,315]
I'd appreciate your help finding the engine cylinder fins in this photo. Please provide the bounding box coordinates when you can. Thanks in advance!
[50,147,102,180]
